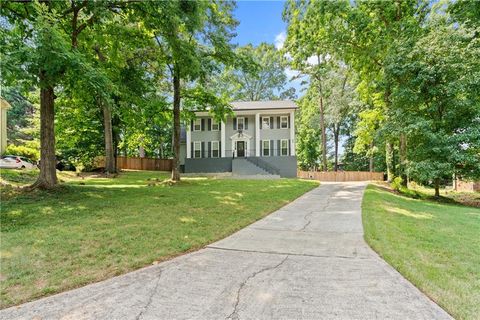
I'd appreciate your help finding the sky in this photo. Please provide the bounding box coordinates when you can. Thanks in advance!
[232,1,287,48]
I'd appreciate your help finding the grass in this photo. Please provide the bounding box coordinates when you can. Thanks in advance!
[362,184,480,320]
[0,169,318,309]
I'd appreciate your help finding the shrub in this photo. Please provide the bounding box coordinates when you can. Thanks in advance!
[390,176,403,191]
[4,145,40,161]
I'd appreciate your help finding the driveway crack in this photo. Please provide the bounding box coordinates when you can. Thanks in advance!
[135,268,163,320]
[226,255,289,320]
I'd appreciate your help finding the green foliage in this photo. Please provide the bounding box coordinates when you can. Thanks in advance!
[390,177,403,192]
[209,43,295,101]
[4,144,39,161]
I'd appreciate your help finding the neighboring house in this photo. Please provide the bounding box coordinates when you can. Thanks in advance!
[454,178,480,192]
[180,100,297,177]
[0,98,11,155]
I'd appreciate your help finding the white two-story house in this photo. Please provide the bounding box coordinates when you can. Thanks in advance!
[179,100,297,177]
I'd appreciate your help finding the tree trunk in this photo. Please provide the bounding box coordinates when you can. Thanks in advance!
[333,124,339,172]
[399,133,407,187]
[386,140,394,182]
[33,83,58,189]
[434,178,440,197]
[318,84,327,172]
[102,102,116,174]
[171,67,181,181]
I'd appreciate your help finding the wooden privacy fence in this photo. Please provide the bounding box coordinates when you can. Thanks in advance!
[96,156,172,171]
[298,170,384,182]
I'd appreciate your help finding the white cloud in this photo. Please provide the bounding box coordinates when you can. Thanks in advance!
[275,31,286,49]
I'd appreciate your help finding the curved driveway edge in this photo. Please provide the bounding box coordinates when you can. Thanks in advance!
[1,182,452,320]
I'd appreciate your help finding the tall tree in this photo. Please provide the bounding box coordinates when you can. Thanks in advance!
[141,1,238,181]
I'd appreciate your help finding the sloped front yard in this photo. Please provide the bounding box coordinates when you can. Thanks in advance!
[0,170,318,308]
[362,185,480,320]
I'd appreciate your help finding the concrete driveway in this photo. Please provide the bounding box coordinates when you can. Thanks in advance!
[1,183,451,319]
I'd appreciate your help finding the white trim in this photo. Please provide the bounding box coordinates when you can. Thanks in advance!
[193,119,201,131]
[193,141,202,158]
[194,109,296,117]
[281,139,289,156]
[211,140,220,158]
[186,124,191,159]
[262,140,270,157]
[211,119,219,131]
[231,134,251,157]
[229,132,252,140]
[221,121,226,157]
[280,116,288,129]
[290,111,296,156]
[262,116,271,129]
[255,113,260,156]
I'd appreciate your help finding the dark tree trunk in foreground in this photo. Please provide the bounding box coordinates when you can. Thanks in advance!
[318,83,327,172]
[171,66,181,181]
[102,101,116,174]
[33,82,58,189]
[399,133,408,187]
[434,178,440,197]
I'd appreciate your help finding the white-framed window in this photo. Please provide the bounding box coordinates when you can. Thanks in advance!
[280,116,288,129]
[262,140,270,156]
[237,117,245,130]
[193,141,202,158]
[281,139,289,156]
[211,119,219,131]
[193,119,201,131]
[211,141,219,158]
[262,117,270,129]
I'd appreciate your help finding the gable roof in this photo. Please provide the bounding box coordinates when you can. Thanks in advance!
[230,100,297,111]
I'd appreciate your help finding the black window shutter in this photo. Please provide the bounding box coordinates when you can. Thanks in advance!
[245,118,248,130]
[270,140,274,156]
[259,116,262,129]
[289,139,291,156]
[277,140,281,156]
[201,119,205,131]
[190,120,193,131]
[208,119,212,131]
[270,117,274,129]
[191,142,194,158]
[233,118,237,130]
[201,142,205,158]
[277,117,280,129]
[288,115,291,128]
[219,141,221,157]
[208,142,212,158]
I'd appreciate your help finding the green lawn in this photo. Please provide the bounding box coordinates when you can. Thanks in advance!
[362,185,480,320]
[0,169,318,308]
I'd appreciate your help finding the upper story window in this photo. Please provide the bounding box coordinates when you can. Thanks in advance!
[262,117,270,129]
[193,119,201,131]
[280,116,288,129]
[211,119,219,131]
[237,117,245,130]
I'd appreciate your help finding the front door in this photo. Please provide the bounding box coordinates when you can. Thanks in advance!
[236,141,245,157]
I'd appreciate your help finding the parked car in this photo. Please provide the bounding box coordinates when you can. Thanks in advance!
[0,155,36,169]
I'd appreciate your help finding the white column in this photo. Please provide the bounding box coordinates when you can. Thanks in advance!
[255,113,260,156]
[221,119,226,157]
[186,123,191,159]
[290,110,296,156]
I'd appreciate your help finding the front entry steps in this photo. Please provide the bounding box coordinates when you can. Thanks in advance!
[232,158,280,178]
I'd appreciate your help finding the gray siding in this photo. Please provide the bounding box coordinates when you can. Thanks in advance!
[184,158,232,173]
